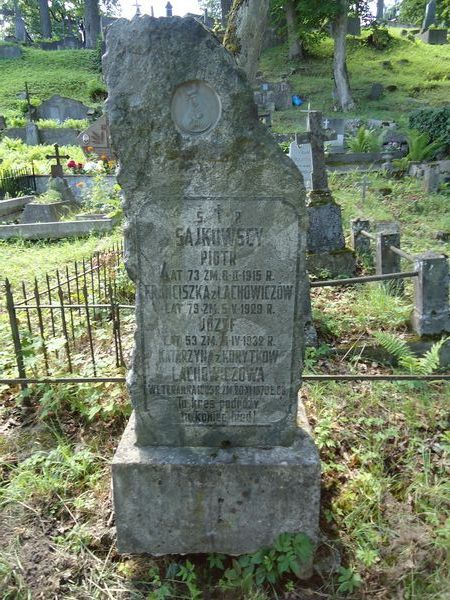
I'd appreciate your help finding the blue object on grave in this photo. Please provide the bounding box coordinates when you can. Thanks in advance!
[292,95,303,107]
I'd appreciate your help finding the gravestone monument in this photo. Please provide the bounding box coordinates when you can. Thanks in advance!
[36,95,90,123]
[77,114,114,159]
[289,111,355,277]
[421,0,436,32]
[45,144,78,205]
[105,16,320,557]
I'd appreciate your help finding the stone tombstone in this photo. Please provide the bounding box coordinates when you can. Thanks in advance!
[323,117,345,151]
[347,16,361,36]
[369,83,384,100]
[258,81,292,111]
[105,16,320,557]
[0,44,22,59]
[288,141,313,191]
[77,114,114,159]
[421,0,436,32]
[36,95,89,123]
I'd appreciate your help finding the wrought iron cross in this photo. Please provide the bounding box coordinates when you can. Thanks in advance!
[46,144,70,177]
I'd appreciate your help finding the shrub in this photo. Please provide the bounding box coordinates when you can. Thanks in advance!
[409,107,450,155]
[405,129,443,162]
[365,25,393,50]
[87,80,107,102]
[346,126,384,153]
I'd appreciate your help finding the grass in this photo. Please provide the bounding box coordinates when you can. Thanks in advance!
[0,46,100,122]
[0,136,85,175]
[260,28,450,132]
[0,168,449,598]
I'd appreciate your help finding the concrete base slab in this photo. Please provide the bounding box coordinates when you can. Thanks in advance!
[112,412,320,556]
[0,219,114,240]
[307,247,356,278]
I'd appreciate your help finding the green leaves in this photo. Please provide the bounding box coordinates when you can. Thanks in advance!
[337,567,362,593]
[219,532,313,590]
[374,331,448,376]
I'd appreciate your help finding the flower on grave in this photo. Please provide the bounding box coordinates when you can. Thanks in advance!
[78,163,83,169]
[67,159,77,168]
[100,154,108,162]
[86,146,94,152]
[75,181,85,187]
[84,160,103,173]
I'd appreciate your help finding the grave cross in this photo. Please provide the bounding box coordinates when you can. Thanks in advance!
[46,143,70,178]
[24,82,35,122]
[294,110,329,193]
[133,0,141,16]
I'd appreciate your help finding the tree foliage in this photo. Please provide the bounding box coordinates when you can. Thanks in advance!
[398,0,450,27]
[0,0,119,40]
[198,0,222,20]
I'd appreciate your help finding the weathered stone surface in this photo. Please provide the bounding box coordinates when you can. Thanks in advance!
[21,202,66,224]
[105,15,319,556]
[0,218,113,240]
[411,252,450,336]
[307,248,356,278]
[25,122,40,146]
[105,16,310,449]
[36,95,89,122]
[0,195,34,218]
[369,83,384,100]
[113,412,320,555]
[307,202,345,254]
[0,44,22,59]
[77,114,114,159]
[289,141,313,190]
[419,28,448,44]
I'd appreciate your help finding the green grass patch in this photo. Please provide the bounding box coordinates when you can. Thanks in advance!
[0,47,100,122]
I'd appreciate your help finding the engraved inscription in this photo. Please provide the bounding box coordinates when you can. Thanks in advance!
[171,80,221,135]
[136,198,300,429]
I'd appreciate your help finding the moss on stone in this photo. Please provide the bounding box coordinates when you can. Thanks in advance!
[223,0,246,56]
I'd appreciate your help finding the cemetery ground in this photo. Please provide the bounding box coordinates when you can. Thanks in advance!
[0,171,449,599]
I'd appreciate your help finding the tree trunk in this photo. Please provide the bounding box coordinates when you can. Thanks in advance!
[286,0,302,60]
[84,0,100,49]
[332,0,355,111]
[39,0,52,39]
[13,0,26,42]
[376,0,384,20]
[223,0,270,84]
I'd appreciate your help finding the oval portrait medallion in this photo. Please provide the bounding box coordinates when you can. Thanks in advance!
[171,80,221,135]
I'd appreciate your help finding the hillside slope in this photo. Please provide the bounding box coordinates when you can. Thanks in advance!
[259,29,450,132]
[0,46,100,120]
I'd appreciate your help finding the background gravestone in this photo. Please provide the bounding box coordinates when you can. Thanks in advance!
[36,95,90,122]
[289,111,355,277]
[105,15,320,557]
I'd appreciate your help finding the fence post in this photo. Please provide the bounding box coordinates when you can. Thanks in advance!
[350,218,371,262]
[375,223,403,295]
[4,279,28,394]
[411,252,450,336]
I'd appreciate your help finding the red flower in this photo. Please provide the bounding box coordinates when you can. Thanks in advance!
[77,163,83,169]
[67,160,77,168]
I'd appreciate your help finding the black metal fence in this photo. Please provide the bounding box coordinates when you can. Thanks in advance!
[2,240,449,387]
[0,166,37,199]
[3,242,135,388]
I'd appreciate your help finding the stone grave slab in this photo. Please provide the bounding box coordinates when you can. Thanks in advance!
[105,15,320,557]
[36,95,89,122]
